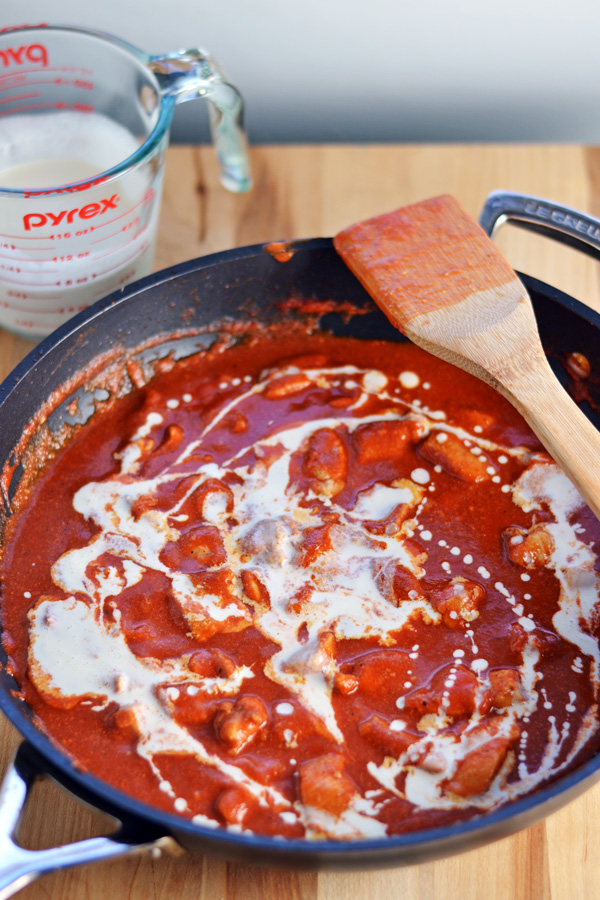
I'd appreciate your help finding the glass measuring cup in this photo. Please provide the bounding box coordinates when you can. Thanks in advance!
[0,25,252,339]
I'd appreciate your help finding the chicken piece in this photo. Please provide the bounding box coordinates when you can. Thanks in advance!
[223,411,248,433]
[430,577,485,629]
[188,648,236,678]
[298,754,357,817]
[303,428,348,497]
[358,714,417,756]
[405,665,485,721]
[279,631,337,685]
[333,672,359,695]
[446,739,510,796]
[418,747,450,774]
[240,518,291,566]
[505,524,554,570]
[265,372,313,399]
[391,565,423,605]
[419,432,490,482]
[354,649,410,698]
[110,705,142,741]
[445,717,519,797]
[241,569,271,607]
[214,696,269,754]
[354,419,422,465]
[297,522,336,566]
[489,668,524,709]
[446,737,512,797]
[182,525,227,566]
[375,562,424,607]
[509,621,528,655]
[459,409,496,432]
[182,569,252,640]
[160,525,227,572]
[156,423,185,455]
[215,787,251,826]
[358,479,425,537]
[168,692,216,726]
[388,478,425,528]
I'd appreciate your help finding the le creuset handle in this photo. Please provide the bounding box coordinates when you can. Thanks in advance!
[0,743,182,900]
[479,190,600,259]
[149,49,252,194]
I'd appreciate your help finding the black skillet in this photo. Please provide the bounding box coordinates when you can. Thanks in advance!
[1,191,600,894]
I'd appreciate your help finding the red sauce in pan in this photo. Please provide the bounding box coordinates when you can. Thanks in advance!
[2,329,600,840]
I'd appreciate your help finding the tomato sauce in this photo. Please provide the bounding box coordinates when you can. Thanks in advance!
[2,328,600,840]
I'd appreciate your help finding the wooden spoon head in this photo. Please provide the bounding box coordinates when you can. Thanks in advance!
[333,195,543,391]
[334,195,517,329]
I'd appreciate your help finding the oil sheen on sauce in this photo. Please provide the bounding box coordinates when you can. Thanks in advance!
[2,330,600,841]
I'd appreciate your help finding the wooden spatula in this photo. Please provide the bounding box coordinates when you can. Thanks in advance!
[334,194,600,520]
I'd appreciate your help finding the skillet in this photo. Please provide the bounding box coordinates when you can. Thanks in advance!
[1,190,600,893]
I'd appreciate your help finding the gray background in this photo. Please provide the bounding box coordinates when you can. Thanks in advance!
[2,0,599,144]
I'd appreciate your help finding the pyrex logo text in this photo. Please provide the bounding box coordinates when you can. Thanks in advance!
[0,43,48,68]
[23,195,120,230]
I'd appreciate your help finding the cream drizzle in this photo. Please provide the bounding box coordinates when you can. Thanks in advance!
[25,360,600,837]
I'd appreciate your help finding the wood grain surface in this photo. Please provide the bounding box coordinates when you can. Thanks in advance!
[2,143,600,900]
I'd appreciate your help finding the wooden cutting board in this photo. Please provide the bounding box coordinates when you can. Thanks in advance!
[2,142,600,900]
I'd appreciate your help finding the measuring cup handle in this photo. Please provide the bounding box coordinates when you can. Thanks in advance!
[150,50,252,193]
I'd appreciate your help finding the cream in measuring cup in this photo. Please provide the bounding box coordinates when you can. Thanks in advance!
[0,26,251,339]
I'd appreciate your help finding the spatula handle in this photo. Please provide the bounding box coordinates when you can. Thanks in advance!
[505,358,600,521]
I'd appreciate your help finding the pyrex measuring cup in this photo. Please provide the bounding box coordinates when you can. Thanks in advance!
[0,25,252,339]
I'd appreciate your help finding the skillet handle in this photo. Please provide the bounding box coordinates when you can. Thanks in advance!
[478,190,600,260]
[0,743,181,899]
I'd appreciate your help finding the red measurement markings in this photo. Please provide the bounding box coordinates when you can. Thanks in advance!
[0,66,92,81]
[0,276,61,286]
[0,102,94,117]
[1,267,59,274]
[93,240,148,277]
[91,271,137,299]
[0,25,48,34]
[0,261,58,272]
[90,217,140,244]
[2,297,88,313]
[54,101,93,112]
[91,237,146,262]
[90,189,154,239]
[0,91,40,104]
[0,73,27,87]
[1,241,146,289]
[0,103,58,116]
[0,249,61,264]
[0,231,56,242]
[0,77,94,91]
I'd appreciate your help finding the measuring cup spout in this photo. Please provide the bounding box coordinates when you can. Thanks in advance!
[149,50,252,193]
